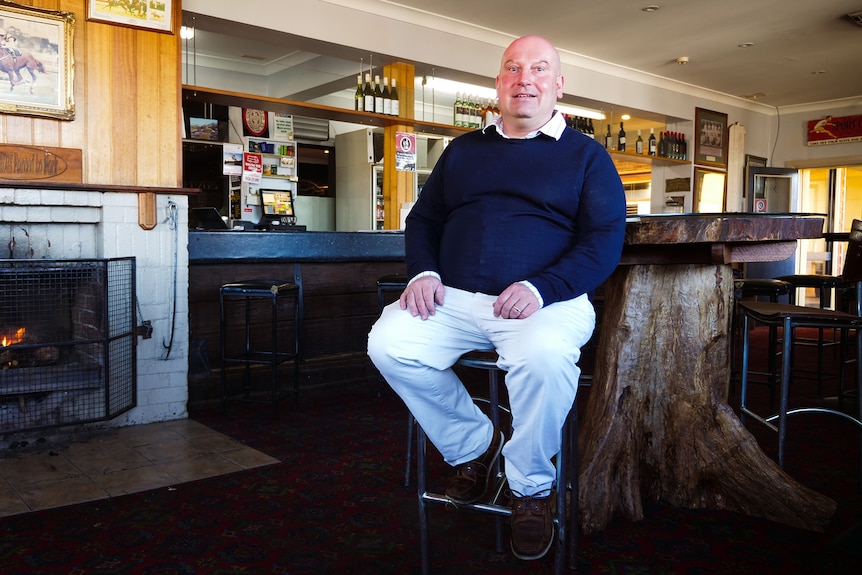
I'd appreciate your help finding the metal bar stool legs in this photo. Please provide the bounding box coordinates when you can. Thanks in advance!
[739,301,862,489]
[415,358,578,573]
[219,277,302,417]
[374,274,414,482]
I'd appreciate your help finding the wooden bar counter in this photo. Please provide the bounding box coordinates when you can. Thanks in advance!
[580,213,833,534]
[187,231,406,403]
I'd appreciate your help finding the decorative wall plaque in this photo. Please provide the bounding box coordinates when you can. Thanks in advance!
[0,144,82,183]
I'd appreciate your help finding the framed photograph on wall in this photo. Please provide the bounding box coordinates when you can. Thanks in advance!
[694,167,727,213]
[87,0,174,34]
[743,154,768,202]
[0,2,75,120]
[694,107,729,168]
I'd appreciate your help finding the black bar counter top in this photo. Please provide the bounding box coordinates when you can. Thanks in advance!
[188,230,406,264]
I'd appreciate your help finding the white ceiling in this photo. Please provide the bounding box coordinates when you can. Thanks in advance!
[183,0,862,110]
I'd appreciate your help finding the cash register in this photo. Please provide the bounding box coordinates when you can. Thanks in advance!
[256,190,306,231]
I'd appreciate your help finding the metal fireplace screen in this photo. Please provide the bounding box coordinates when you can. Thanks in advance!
[0,257,136,434]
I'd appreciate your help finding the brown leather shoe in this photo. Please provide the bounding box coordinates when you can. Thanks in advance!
[510,490,555,560]
[444,428,504,504]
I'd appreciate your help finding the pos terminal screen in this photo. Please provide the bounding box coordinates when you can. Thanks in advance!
[261,191,294,216]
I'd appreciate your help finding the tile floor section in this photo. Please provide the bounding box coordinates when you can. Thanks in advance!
[0,419,278,518]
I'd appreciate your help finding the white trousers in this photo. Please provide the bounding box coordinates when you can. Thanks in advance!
[368,286,595,495]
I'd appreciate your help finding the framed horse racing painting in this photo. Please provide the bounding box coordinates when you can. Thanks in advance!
[87,1,174,34]
[0,2,75,120]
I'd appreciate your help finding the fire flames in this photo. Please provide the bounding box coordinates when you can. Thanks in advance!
[1,327,26,347]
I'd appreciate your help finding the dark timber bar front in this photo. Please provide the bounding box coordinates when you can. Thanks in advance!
[187,231,406,405]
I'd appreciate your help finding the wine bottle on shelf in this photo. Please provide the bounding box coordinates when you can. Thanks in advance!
[363,73,374,114]
[354,74,363,112]
[658,131,666,157]
[648,128,657,156]
[587,118,595,139]
[454,92,462,127]
[679,133,687,160]
[373,75,383,114]
[390,78,400,117]
[635,130,644,154]
[605,124,613,149]
[382,77,392,115]
[617,122,626,152]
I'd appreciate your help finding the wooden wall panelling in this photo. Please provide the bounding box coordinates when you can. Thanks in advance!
[58,0,86,153]
[1,0,181,188]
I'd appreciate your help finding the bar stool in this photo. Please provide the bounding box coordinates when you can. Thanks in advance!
[775,272,845,395]
[377,273,408,313]
[738,300,862,488]
[732,278,793,401]
[220,272,303,418]
[415,351,579,574]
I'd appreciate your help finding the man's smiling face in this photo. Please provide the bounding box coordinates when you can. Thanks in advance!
[495,35,564,138]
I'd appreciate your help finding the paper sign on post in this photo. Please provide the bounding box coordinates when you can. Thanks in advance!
[395,132,416,172]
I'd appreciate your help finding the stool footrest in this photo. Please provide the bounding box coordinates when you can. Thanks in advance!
[222,351,298,366]
[421,491,513,517]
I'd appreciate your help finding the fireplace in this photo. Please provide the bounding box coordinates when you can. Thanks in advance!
[0,257,136,433]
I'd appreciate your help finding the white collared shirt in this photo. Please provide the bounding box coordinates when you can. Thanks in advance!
[483,109,566,142]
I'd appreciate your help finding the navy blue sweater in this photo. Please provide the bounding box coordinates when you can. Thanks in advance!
[405,126,626,305]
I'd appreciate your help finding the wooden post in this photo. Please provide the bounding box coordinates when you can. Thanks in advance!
[382,63,415,230]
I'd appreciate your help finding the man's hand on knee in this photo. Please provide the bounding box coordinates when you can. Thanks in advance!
[400,276,445,320]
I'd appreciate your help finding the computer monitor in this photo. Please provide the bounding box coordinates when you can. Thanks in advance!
[191,207,229,230]
[259,190,298,228]
[261,190,294,217]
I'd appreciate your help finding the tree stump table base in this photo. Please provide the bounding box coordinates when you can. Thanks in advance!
[578,263,836,534]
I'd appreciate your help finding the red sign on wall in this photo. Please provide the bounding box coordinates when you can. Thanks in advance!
[806,114,862,146]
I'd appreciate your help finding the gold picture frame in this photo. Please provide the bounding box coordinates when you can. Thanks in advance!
[87,0,174,34]
[0,2,75,120]
[694,167,727,213]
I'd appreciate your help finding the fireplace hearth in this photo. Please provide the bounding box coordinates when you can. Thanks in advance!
[0,258,136,434]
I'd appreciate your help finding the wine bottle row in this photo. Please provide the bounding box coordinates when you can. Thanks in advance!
[353,77,688,161]
[566,116,595,138]
[656,131,687,160]
[355,73,400,116]
[583,120,687,160]
[454,94,500,129]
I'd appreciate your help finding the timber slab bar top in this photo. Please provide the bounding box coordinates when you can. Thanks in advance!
[624,213,826,245]
[620,213,826,266]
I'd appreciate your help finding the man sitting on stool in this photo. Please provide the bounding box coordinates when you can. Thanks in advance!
[368,35,626,561]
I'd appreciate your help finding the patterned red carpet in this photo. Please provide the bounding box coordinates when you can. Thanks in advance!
[1,326,859,574]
